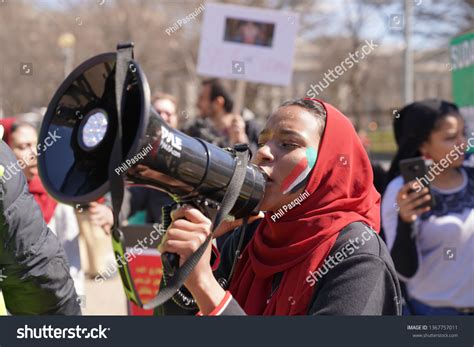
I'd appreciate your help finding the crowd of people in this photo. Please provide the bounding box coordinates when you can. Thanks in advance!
[0,77,472,316]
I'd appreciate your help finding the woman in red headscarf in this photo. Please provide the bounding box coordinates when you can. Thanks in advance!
[159,98,401,315]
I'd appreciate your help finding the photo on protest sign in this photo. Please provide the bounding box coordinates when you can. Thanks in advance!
[197,3,299,86]
[223,18,275,47]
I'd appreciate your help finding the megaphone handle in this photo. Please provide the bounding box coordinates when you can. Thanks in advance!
[161,201,210,276]
[162,253,180,276]
[161,204,179,275]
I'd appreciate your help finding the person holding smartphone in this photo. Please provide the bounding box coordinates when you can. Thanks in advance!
[381,99,474,315]
[159,98,401,316]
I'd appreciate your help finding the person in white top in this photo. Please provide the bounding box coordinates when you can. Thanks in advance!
[382,99,474,315]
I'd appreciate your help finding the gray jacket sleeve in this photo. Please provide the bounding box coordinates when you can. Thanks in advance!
[0,141,81,315]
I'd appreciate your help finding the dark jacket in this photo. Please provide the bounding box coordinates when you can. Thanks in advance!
[0,141,80,315]
[214,221,401,315]
[159,220,401,315]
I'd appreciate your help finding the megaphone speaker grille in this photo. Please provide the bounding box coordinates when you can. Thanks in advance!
[38,53,149,204]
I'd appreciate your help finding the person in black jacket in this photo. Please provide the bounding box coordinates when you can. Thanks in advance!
[187,78,261,155]
[0,138,80,315]
[159,98,401,316]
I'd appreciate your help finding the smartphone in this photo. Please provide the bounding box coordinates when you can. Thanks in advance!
[399,157,435,209]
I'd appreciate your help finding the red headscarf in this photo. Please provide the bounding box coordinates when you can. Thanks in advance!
[28,175,57,224]
[229,100,380,315]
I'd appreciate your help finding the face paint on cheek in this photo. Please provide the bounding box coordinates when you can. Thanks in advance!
[280,147,317,194]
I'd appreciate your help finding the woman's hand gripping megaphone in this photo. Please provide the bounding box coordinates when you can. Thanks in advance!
[158,204,263,296]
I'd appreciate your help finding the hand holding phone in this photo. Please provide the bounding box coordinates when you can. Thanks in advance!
[396,181,432,222]
[397,157,434,222]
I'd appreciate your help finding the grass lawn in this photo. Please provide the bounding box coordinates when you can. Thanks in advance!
[367,128,397,154]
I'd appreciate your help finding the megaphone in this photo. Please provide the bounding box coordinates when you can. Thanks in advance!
[37,54,265,217]
[37,44,265,309]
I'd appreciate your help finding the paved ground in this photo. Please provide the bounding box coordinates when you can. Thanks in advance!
[82,275,128,315]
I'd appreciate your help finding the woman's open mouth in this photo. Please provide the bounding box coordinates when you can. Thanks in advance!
[259,168,274,183]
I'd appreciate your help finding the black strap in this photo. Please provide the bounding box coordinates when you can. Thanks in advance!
[109,43,143,307]
[109,46,129,223]
[143,147,250,310]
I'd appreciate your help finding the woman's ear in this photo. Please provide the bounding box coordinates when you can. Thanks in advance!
[215,96,226,110]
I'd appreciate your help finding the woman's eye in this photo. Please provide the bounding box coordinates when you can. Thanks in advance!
[281,142,298,149]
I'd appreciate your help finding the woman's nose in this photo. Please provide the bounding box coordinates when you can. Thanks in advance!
[255,143,275,163]
[29,144,37,153]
